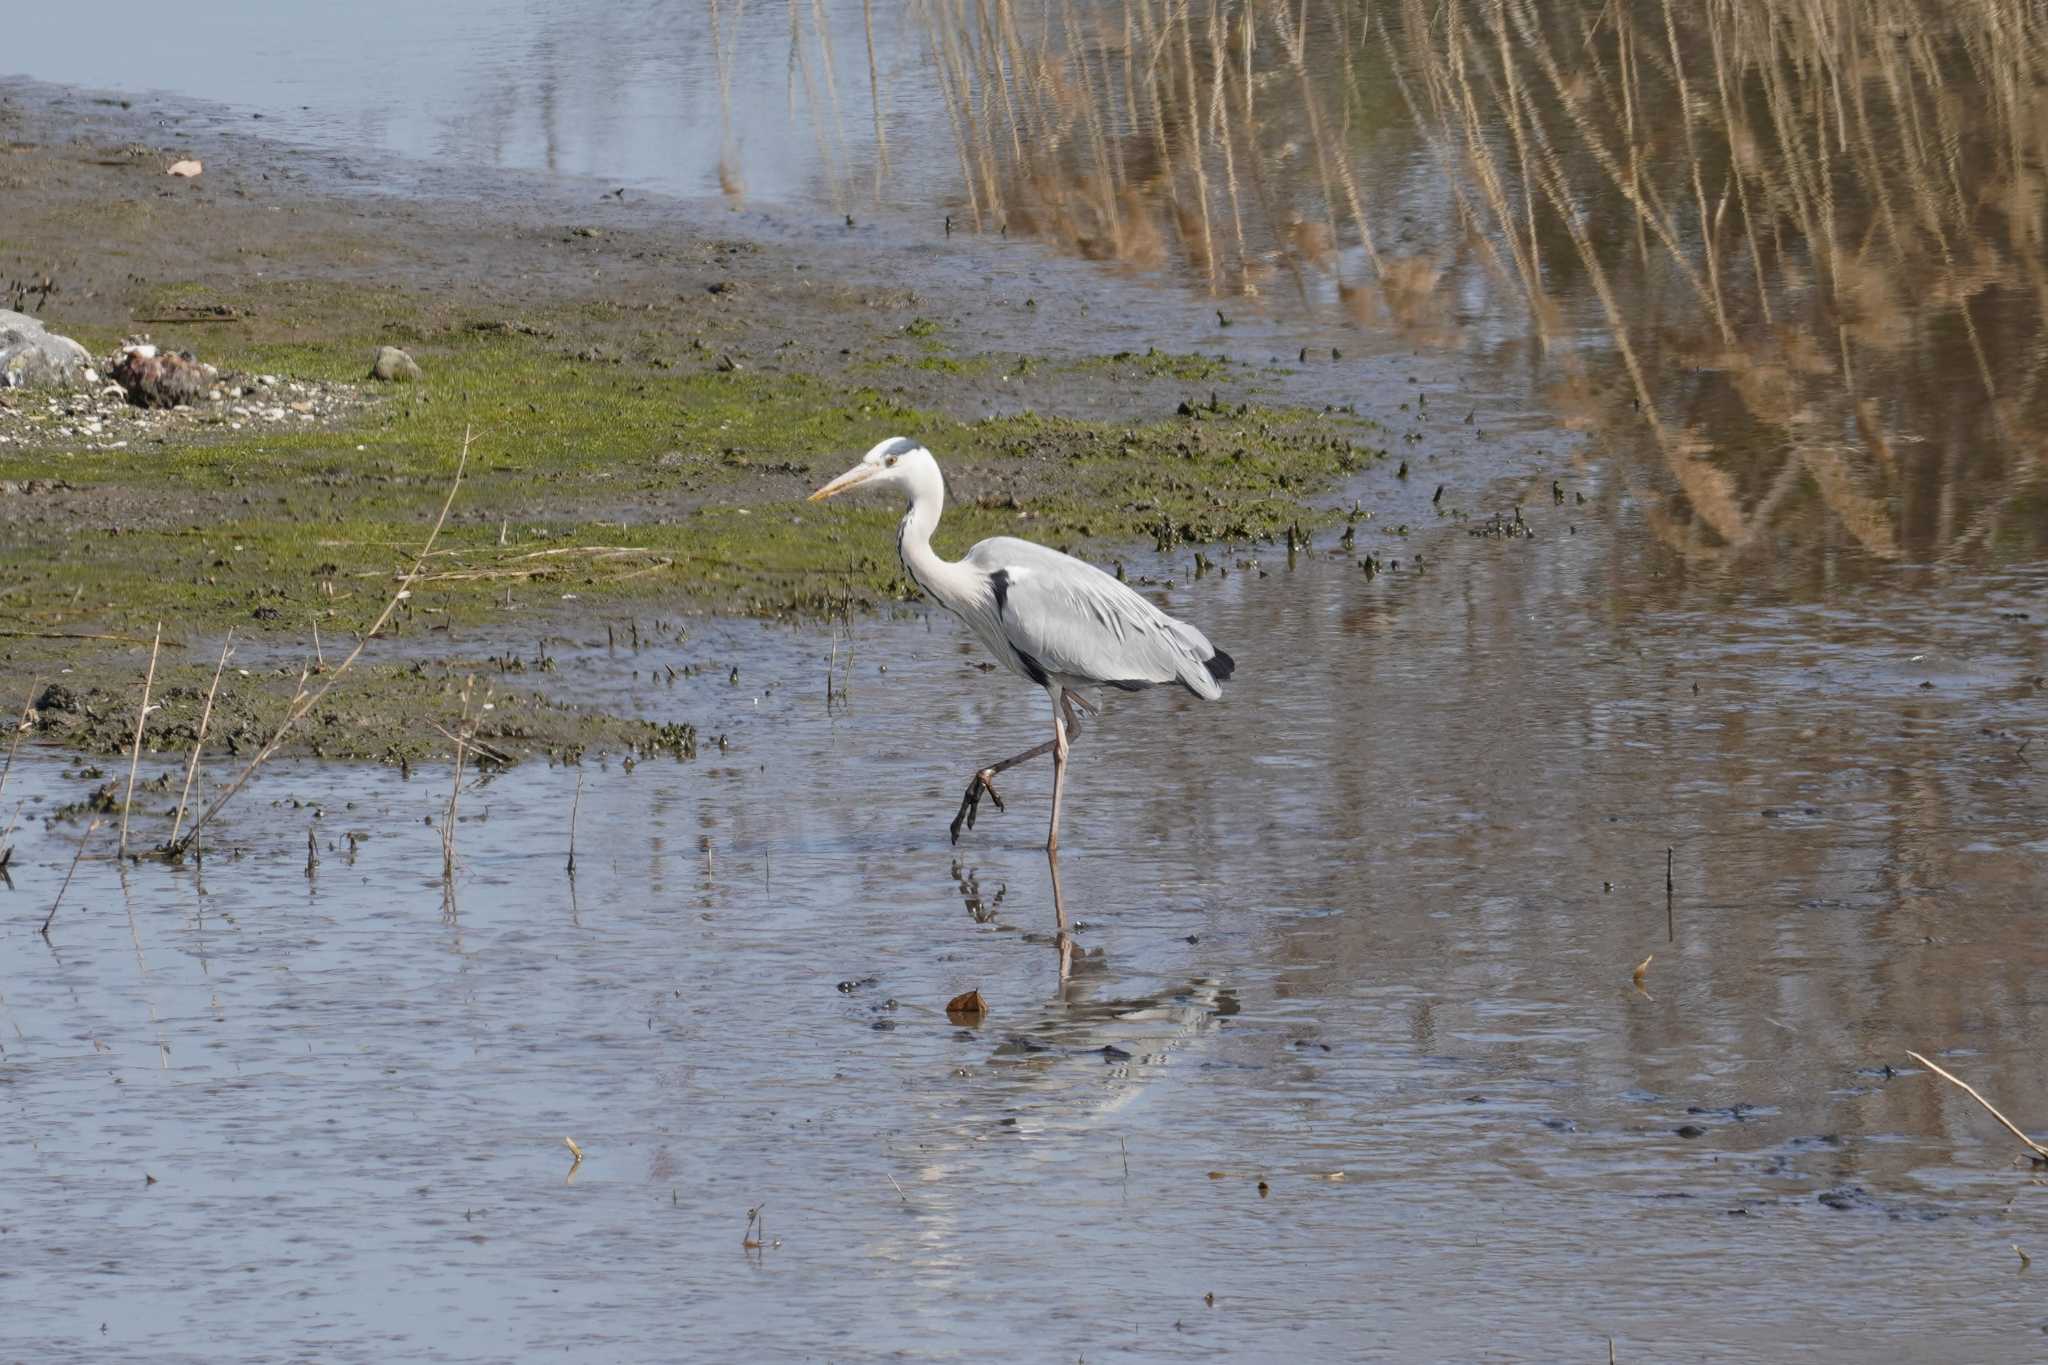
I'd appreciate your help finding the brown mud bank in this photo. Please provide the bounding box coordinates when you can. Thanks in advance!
[0,84,1421,765]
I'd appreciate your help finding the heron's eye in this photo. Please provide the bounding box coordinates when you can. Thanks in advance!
[884,454,898,467]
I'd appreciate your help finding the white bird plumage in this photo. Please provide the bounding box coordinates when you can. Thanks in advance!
[811,436,1234,850]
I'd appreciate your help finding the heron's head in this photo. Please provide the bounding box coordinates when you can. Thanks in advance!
[809,437,941,504]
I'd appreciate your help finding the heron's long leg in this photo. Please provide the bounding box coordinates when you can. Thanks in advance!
[948,690,1090,845]
[1047,697,1072,854]
[950,738,1056,843]
[1047,847,1073,983]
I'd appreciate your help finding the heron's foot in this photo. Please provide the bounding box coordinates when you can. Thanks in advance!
[948,768,1006,844]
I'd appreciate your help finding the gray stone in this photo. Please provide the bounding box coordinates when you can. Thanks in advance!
[369,346,422,383]
[0,310,94,390]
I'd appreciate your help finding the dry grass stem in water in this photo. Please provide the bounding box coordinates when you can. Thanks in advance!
[167,430,473,857]
[0,681,34,865]
[566,769,583,876]
[0,680,33,800]
[41,817,101,937]
[117,621,163,859]
[166,632,234,853]
[442,675,478,879]
[1906,1051,2048,1163]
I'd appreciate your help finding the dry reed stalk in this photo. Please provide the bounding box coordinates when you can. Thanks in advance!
[1658,0,1734,343]
[166,631,234,854]
[566,769,583,876]
[41,817,100,937]
[1906,1051,2048,1163]
[442,674,477,880]
[784,0,843,209]
[809,0,851,173]
[1703,3,1775,325]
[1498,0,1716,322]
[1172,0,1219,286]
[0,801,23,873]
[167,432,472,858]
[0,679,34,811]
[117,621,163,860]
[861,0,890,191]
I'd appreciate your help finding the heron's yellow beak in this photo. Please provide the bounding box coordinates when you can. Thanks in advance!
[809,464,876,502]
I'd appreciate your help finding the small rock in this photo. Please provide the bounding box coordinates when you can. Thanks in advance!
[0,311,95,390]
[166,159,203,178]
[369,346,422,383]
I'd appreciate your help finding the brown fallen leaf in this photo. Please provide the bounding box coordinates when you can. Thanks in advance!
[1632,954,1654,999]
[945,989,988,1020]
[166,159,203,178]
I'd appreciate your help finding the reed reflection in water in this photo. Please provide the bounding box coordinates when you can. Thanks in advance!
[879,0,2048,573]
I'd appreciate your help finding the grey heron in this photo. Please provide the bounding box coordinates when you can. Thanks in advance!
[811,437,1235,851]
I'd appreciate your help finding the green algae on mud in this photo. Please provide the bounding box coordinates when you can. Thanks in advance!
[0,316,1384,638]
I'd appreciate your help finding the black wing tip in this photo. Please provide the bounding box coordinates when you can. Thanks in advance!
[1205,648,1236,682]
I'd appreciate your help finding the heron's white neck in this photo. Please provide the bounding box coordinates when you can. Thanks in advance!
[895,472,978,612]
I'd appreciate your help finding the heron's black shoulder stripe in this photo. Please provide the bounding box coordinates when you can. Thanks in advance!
[990,568,1011,615]
[1205,648,1236,682]
[1015,648,1050,686]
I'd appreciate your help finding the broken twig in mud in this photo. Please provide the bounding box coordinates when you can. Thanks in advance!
[165,431,472,857]
[1906,1051,2048,1163]
[41,817,100,936]
[117,621,164,859]
[166,631,233,853]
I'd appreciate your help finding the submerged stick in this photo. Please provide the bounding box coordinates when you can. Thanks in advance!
[1906,1051,2048,1162]
[167,632,233,853]
[168,432,472,856]
[41,817,100,936]
[1666,845,1674,943]
[566,769,582,876]
[118,622,164,859]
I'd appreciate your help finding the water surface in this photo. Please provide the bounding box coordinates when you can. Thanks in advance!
[4,498,2043,1360]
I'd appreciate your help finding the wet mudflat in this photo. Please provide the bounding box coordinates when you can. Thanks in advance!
[4,500,2043,1361]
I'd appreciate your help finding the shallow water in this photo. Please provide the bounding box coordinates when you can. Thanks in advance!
[4,487,2045,1360]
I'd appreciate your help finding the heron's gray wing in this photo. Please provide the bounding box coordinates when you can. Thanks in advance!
[967,537,1227,699]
